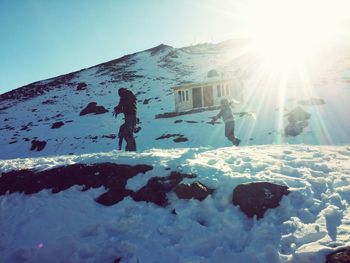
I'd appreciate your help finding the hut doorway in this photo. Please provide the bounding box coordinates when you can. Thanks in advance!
[192,87,203,108]
[203,86,213,107]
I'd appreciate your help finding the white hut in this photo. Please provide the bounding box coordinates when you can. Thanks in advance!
[173,77,244,112]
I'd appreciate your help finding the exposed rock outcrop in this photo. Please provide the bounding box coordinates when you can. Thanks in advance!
[284,107,311,137]
[80,102,108,116]
[285,106,311,123]
[0,164,206,208]
[173,137,188,143]
[285,121,309,137]
[30,140,47,151]
[232,182,290,219]
[131,172,196,207]
[0,163,152,206]
[326,247,350,263]
[51,121,64,129]
[299,98,326,106]
[174,182,213,201]
[76,82,87,91]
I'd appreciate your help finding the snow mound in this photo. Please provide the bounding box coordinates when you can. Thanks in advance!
[1,145,350,262]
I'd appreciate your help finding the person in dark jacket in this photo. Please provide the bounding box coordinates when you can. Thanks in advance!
[211,98,240,146]
[113,88,137,151]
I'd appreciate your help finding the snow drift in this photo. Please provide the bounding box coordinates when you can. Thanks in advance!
[1,145,350,263]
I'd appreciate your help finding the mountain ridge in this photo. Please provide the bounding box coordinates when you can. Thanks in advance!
[0,39,350,159]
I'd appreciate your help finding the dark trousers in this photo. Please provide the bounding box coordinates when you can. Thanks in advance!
[225,120,236,143]
[124,115,136,151]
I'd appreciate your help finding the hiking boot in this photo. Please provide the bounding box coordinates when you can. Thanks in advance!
[234,138,241,146]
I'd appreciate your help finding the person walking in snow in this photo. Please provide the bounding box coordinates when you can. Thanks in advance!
[210,98,240,146]
[117,123,127,151]
[113,87,137,151]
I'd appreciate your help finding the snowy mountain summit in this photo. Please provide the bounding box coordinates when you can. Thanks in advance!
[1,40,350,159]
[1,40,350,263]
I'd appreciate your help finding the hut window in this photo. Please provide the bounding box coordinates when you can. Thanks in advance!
[185,90,189,101]
[217,85,221,97]
[226,85,229,95]
[178,91,182,102]
[182,91,185,102]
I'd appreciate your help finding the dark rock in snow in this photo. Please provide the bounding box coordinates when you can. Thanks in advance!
[42,99,57,105]
[143,98,151,104]
[326,247,350,263]
[51,121,64,129]
[174,120,183,123]
[135,91,146,96]
[76,82,87,91]
[285,106,311,123]
[131,172,196,207]
[173,137,188,143]
[96,188,133,206]
[80,102,108,116]
[156,134,182,140]
[156,133,188,143]
[232,182,290,219]
[0,163,199,208]
[20,125,30,131]
[299,98,326,106]
[0,163,152,207]
[284,107,311,137]
[174,182,214,201]
[101,134,117,139]
[285,121,309,137]
[30,140,47,151]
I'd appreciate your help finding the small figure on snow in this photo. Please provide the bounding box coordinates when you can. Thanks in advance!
[117,123,126,151]
[210,98,241,146]
[118,121,141,151]
[113,87,138,151]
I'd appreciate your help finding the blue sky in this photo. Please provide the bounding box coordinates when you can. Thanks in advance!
[0,0,240,94]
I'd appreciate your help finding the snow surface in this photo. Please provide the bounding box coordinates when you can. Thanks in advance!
[1,40,350,262]
[1,145,350,263]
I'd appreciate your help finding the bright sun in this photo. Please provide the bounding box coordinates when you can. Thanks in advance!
[242,0,349,73]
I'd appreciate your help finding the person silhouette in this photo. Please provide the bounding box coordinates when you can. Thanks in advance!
[211,98,240,146]
[113,88,137,151]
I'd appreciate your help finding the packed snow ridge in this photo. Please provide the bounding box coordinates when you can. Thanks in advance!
[1,145,350,263]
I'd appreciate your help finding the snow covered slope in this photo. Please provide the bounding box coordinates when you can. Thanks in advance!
[1,145,350,263]
[1,41,350,159]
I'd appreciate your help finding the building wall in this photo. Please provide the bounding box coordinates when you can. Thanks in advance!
[174,88,193,112]
[174,79,244,112]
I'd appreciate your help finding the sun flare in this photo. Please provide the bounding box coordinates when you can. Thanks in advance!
[242,0,350,73]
